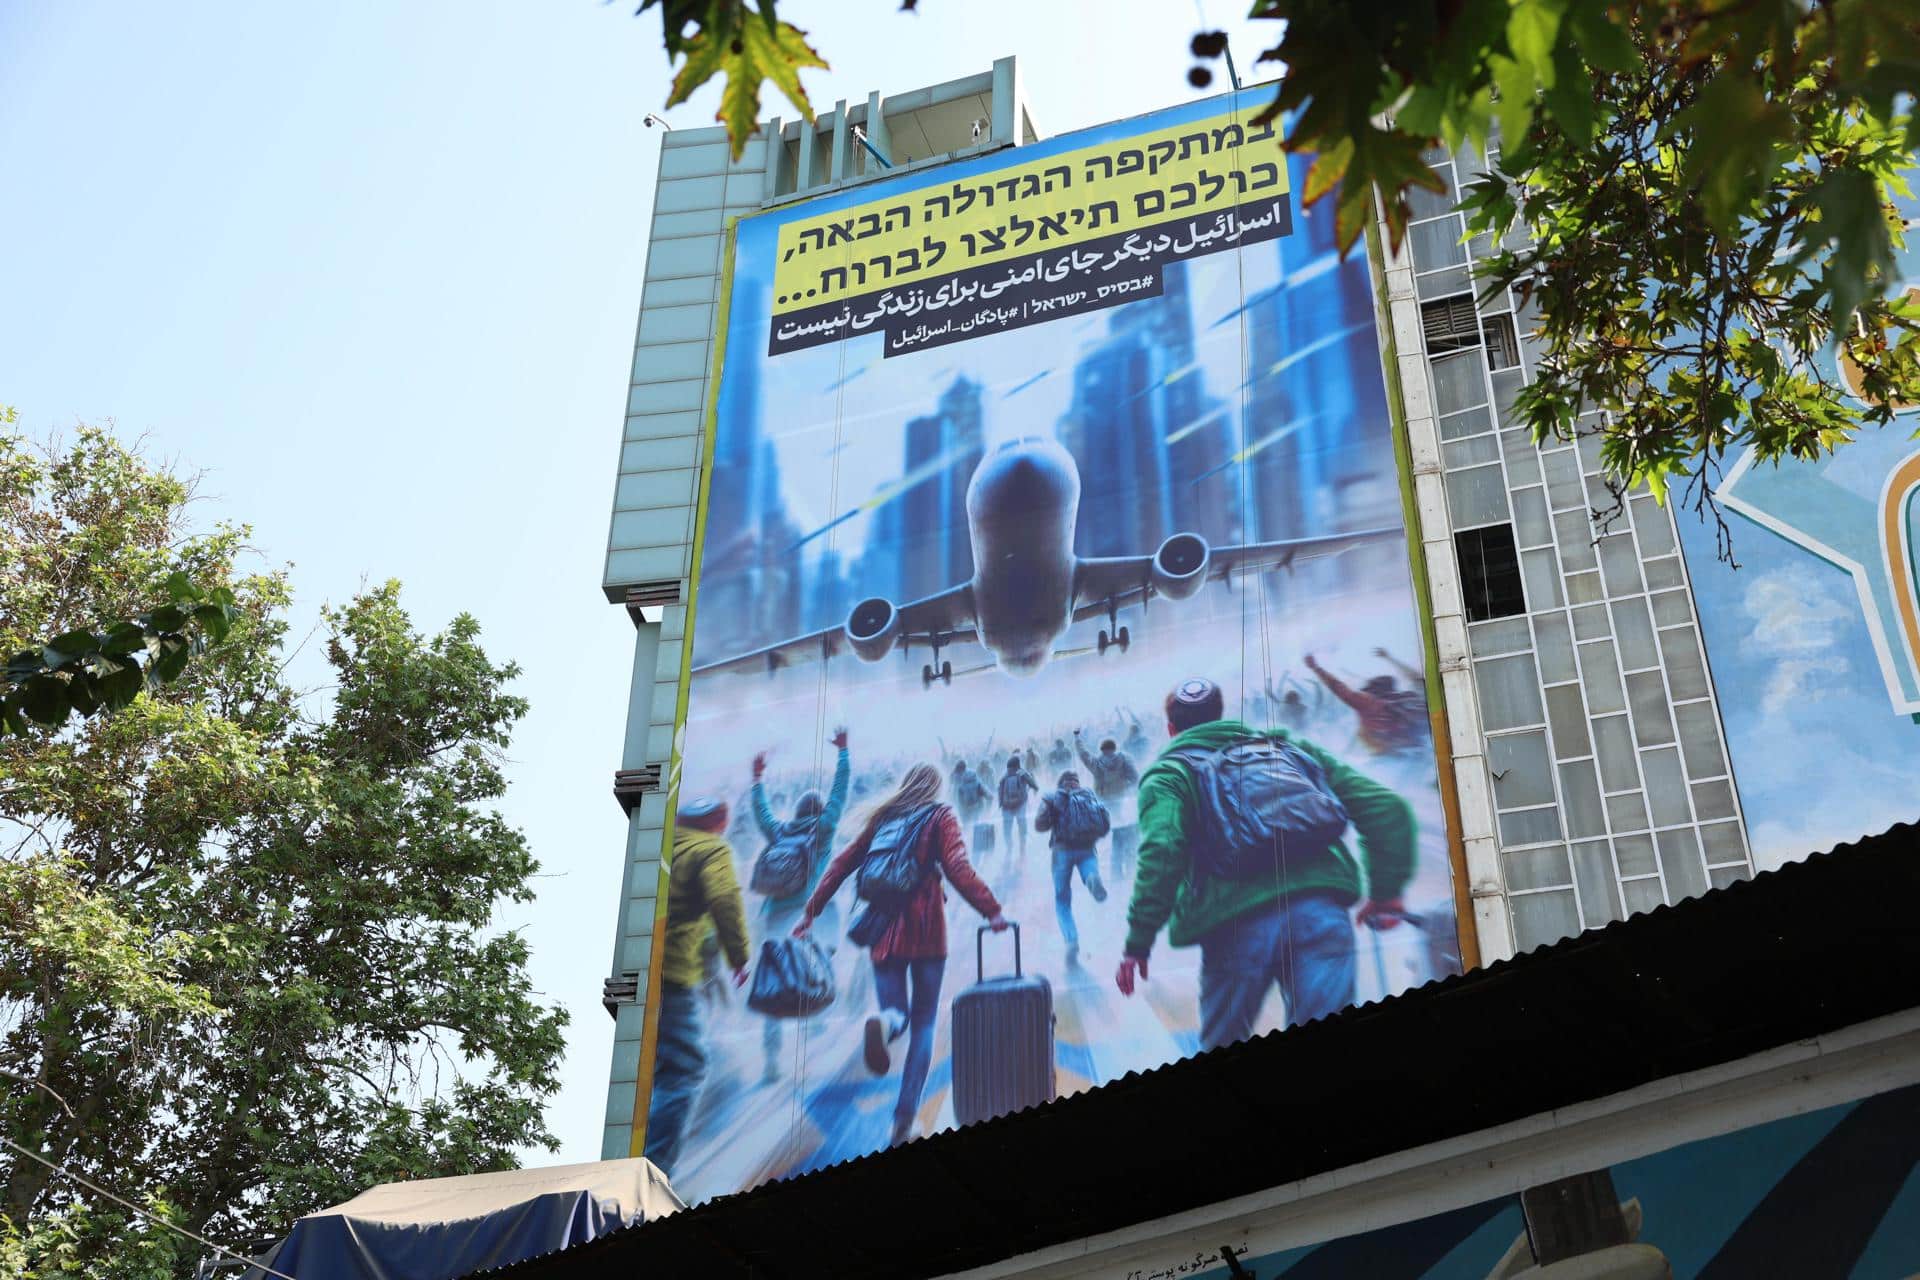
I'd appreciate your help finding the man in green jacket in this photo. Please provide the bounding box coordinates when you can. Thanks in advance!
[1115,677,1416,1050]
[643,796,751,1180]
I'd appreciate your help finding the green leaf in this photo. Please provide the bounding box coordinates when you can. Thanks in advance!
[145,604,187,634]
[1540,38,1594,144]
[101,621,147,655]
[1336,180,1375,255]
[65,669,101,717]
[1567,2,1638,75]
[150,638,191,686]
[1301,136,1354,206]
[1816,166,1897,331]
[96,663,144,710]
[1489,53,1535,146]
[666,11,828,158]
[19,674,70,727]
[164,571,197,603]
[1395,85,1449,139]
[1507,0,1568,87]
[43,630,101,671]
[193,602,235,643]
[1671,72,1793,231]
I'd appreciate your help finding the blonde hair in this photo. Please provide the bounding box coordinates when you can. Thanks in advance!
[849,762,944,851]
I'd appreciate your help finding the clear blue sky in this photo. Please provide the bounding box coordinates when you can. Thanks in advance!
[0,0,1278,1165]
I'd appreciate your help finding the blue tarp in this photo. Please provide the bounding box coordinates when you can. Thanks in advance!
[242,1158,682,1280]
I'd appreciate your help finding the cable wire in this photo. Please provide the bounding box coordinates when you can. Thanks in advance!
[0,1133,296,1280]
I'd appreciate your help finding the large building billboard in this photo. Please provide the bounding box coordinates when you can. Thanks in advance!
[1679,209,1920,870]
[643,90,1463,1201]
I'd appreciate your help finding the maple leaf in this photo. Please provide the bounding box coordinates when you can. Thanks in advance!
[665,9,827,158]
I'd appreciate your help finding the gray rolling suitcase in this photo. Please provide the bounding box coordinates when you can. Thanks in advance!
[972,821,995,853]
[950,923,1055,1126]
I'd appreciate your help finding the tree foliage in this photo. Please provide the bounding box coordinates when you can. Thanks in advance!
[1,409,239,736]
[638,1,1920,526]
[0,427,566,1271]
[1254,0,1920,536]
[641,0,827,156]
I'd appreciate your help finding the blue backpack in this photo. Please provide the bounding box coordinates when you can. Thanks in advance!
[1054,788,1110,846]
[1169,736,1349,881]
[856,804,937,909]
[751,818,818,899]
[956,770,990,812]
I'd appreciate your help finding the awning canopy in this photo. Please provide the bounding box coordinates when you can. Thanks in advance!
[245,1157,682,1280]
[474,822,1920,1280]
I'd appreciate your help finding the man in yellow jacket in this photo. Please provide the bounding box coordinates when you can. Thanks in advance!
[643,796,751,1180]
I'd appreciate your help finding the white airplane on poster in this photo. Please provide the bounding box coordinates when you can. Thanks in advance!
[693,437,1400,688]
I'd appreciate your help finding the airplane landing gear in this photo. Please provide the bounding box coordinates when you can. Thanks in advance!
[1096,596,1131,656]
[919,632,955,689]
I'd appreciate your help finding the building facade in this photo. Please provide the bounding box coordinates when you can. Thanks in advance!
[1385,140,1755,963]
[595,64,1914,1183]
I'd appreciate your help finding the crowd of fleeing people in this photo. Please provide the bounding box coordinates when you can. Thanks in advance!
[644,649,1431,1178]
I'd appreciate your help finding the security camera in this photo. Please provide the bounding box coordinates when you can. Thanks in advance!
[643,113,672,131]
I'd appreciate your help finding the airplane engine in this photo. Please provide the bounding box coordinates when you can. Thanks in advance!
[843,597,901,662]
[1152,532,1211,599]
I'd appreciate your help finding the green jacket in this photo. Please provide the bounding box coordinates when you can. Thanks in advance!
[660,826,751,990]
[1123,719,1415,958]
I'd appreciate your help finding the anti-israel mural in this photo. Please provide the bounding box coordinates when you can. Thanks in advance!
[639,90,1463,1202]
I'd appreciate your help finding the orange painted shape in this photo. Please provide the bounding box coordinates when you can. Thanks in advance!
[1881,450,1920,689]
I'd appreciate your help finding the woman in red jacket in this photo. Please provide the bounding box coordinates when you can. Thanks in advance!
[796,762,1006,1147]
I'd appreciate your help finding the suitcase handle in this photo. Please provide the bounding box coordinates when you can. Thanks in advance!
[976,921,1022,983]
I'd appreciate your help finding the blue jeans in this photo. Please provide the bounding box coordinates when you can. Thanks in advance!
[872,956,945,1126]
[1196,891,1356,1051]
[642,982,706,1177]
[1051,846,1104,949]
[1001,807,1027,856]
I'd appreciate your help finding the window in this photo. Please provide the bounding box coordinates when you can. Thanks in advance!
[1483,313,1522,370]
[1456,524,1526,622]
[1489,731,1555,809]
[1422,294,1482,354]
[1431,348,1490,415]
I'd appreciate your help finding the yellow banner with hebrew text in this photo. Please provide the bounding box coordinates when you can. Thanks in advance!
[770,109,1288,315]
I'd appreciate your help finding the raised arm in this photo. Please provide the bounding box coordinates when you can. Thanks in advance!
[1305,654,1375,715]
[749,767,780,842]
[819,730,852,837]
[1376,646,1427,689]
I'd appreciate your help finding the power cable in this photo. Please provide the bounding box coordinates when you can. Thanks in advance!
[0,1133,296,1280]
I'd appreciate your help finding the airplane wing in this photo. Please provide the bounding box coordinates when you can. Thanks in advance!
[1070,526,1404,622]
[691,582,979,677]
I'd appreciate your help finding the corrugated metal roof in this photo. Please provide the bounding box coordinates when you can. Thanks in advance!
[475,822,1920,1280]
